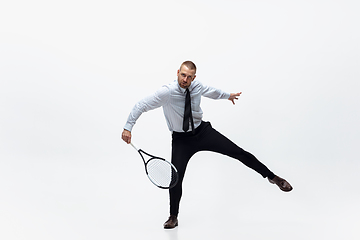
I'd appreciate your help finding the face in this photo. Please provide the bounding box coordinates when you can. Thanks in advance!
[177,65,196,89]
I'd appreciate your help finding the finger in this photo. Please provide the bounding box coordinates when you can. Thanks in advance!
[122,134,130,144]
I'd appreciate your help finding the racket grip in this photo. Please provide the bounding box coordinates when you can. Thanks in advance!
[130,142,138,151]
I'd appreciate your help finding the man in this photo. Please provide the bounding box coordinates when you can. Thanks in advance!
[122,61,292,229]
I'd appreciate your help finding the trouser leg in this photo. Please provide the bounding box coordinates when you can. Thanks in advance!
[198,123,275,179]
[169,135,196,216]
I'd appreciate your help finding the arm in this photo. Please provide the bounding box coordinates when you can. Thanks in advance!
[122,86,170,144]
[200,81,241,104]
[200,82,231,100]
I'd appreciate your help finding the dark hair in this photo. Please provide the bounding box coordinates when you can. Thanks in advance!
[180,61,197,73]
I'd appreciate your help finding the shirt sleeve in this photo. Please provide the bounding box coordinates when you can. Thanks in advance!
[200,82,231,100]
[124,86,170,132]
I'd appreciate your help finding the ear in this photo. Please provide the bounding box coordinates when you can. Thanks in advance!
[193,75,196,81]
[177,69,180,76]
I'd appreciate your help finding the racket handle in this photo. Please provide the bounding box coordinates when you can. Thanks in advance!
[130,142,138,151]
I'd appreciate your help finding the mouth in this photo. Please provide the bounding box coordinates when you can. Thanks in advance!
[178,80,189,88]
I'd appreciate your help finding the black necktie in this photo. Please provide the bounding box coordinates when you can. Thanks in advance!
[183,88,194,133]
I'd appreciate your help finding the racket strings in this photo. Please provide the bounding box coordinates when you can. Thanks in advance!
[146,159,178,188]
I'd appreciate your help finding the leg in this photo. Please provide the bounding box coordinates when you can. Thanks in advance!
[169,134,197,216]
[198,124,275,179]
[198,123,292,191]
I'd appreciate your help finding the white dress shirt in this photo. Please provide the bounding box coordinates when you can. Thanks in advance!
[124,79,230,133]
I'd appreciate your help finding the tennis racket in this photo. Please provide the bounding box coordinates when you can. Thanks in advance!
[130,142,178,189]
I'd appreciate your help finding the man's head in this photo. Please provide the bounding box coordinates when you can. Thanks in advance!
[177,61,196,89]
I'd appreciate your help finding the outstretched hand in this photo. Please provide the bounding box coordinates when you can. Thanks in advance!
[228,92,242,105]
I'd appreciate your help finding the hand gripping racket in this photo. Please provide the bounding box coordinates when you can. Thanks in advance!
[130,142,179,189]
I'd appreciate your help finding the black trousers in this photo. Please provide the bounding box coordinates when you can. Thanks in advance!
[169,121,275,216]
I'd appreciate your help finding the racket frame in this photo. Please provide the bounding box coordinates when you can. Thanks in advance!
[130,143,178,189]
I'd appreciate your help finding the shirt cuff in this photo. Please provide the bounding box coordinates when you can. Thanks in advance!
[124,123,133,132]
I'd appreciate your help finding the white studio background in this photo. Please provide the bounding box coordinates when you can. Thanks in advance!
[0,0,359,240]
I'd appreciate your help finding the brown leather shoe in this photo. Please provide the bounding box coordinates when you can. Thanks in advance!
[268,175,293,192]
[163,215,178,229]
